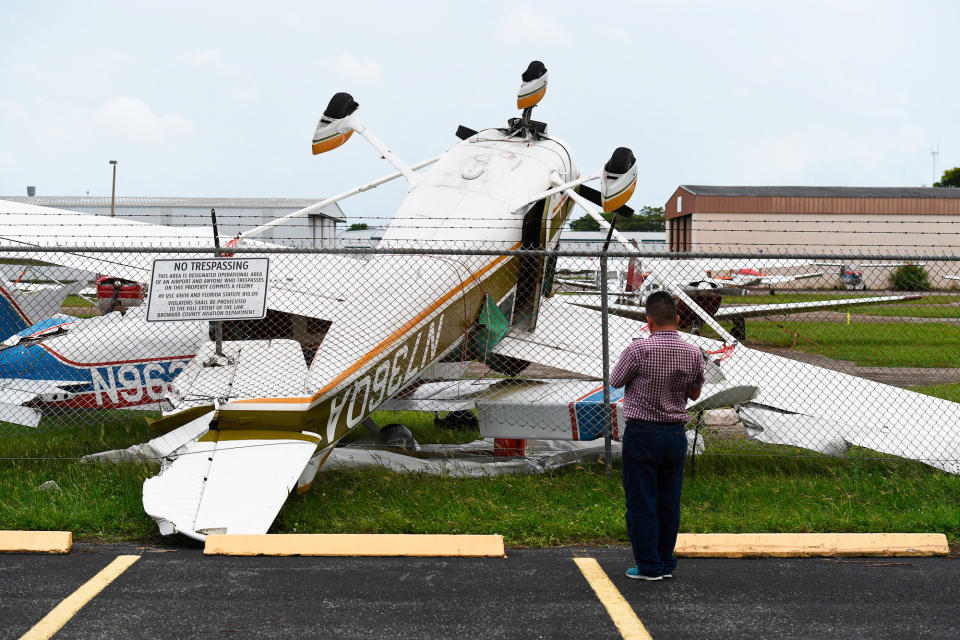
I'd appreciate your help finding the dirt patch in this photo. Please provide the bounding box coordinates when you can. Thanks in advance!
[61,306,98,317]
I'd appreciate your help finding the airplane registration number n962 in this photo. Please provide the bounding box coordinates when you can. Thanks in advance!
[44,360,191,409]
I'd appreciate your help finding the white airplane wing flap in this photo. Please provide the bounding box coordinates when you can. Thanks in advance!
[379,379,519,412]
[740,404,849,456]
[0,402,42,427]
[758,272,824,284]
[142,428,320,539]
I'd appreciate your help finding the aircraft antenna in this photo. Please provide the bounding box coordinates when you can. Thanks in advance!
[931,142,939,185]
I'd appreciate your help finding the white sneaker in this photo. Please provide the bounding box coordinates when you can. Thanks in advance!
[626,567,662,581]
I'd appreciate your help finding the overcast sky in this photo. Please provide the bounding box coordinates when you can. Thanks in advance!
[1,1,957,223]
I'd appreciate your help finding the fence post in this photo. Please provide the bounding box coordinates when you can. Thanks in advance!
[601,249,612,478]
[210,208,225,357]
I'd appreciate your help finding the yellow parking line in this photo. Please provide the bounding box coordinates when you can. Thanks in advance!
[20,555,140,640]
[574,558,653,640]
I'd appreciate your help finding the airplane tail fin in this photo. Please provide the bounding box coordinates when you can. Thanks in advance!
[0,281,81,340]
[625,240,644,292]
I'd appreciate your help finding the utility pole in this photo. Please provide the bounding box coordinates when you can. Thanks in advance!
[109,160,118,216]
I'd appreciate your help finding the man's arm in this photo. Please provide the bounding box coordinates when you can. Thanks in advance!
[610,343,639,389]
[687,350,706,400]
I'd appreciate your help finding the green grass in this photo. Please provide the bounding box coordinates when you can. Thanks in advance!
[63,295,94,308]
[2,411,959,545]
[705,320,960,368]
[278,446,960,545]
[910,381,960,403]
[0,414,161,541]
[848,304,960,318]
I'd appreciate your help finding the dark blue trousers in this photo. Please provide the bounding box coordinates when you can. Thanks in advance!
[622,419,688,576]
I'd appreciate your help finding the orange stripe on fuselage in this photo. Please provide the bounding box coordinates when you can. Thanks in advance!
[551,194,568,213]
[232,244,522,406]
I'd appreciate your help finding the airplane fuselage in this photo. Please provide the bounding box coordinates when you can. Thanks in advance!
[215,128,578,446]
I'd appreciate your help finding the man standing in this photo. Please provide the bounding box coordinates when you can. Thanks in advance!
[611,291,704,581]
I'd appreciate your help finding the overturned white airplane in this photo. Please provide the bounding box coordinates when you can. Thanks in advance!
[2,62,958,540]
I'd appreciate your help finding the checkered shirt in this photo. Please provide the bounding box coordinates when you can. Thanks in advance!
[610,330,706,424]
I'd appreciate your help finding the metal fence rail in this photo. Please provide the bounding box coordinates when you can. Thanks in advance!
[1,242,959,477]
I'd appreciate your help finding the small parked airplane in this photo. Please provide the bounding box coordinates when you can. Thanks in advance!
[706,266,825,288]
[2,62,957,541]
[814,262,922,290]
[556,255,916,340]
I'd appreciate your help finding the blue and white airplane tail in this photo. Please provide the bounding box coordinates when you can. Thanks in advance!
[0,281,83,340]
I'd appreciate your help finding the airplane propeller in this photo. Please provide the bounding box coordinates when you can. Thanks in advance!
[517,60,548,109]
[311,91,418,187]
[600,147,637,214]
[311,92,359,155]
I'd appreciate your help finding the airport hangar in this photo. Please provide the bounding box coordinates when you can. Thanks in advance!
[665,185,960,288]
[1,196,346,248]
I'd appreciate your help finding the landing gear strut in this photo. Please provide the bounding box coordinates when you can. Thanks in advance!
[359,417,417,451]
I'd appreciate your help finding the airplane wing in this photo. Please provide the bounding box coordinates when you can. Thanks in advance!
[756,271,825,284]
[0,199,283,283]
[714,294,921,320]
[554,277,599,291]
[491,296,646,378]
[0,199,368,322]
[713,343,960,474]
[640,257,817,284]
[472,295,960,472]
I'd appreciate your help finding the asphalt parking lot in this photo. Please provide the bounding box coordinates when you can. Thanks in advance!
[2,543,958,640]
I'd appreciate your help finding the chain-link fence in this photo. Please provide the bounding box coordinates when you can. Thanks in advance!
[2,241,959,477]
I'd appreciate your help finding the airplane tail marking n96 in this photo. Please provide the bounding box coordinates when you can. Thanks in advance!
[4,346,192,410]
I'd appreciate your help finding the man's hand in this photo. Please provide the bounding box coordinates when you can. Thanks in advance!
[688,387,702,401]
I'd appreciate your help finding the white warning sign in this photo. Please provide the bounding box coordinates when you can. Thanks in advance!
[146,258,270,322]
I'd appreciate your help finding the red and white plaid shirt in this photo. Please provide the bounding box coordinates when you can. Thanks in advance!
[611,330,705,424]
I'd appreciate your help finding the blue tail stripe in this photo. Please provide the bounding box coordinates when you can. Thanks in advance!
[573,386,624,440]
[0,292,30,341]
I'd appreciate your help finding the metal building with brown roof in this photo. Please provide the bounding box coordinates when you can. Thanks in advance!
[664,185,960,253]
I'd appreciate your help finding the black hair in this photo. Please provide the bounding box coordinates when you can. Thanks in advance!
[645,290,678,326]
